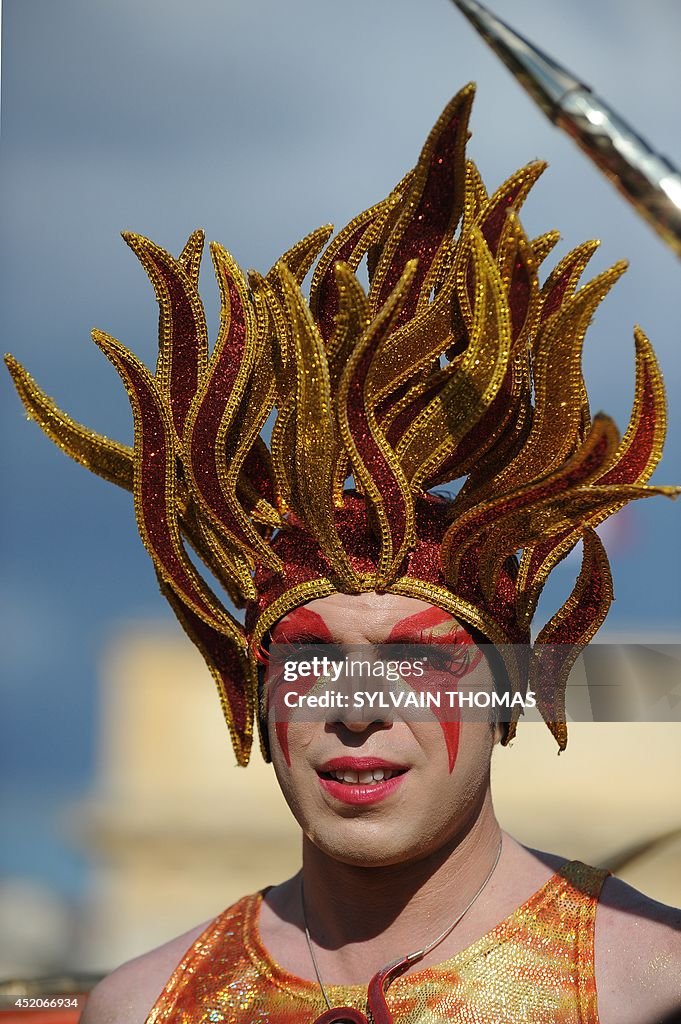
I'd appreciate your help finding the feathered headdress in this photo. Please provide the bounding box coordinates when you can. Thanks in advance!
[6,84,677,764]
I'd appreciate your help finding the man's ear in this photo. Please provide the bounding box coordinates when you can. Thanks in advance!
[492,719,511,746]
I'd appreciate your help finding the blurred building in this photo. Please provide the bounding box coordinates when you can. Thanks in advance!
[67,624,680,972]
[68,626,300,970]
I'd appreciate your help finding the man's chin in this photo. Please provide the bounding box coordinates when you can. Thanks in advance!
[305,826,429,869]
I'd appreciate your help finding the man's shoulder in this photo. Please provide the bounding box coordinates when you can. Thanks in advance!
[76,889,266,1024]
[78,889,269,1023]
[596,875,681,1024]
[79,919,212,1024]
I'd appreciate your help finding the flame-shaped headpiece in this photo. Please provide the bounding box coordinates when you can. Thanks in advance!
[6,85,677,763]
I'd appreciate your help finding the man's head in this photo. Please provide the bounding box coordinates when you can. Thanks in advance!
[262,592,500,868]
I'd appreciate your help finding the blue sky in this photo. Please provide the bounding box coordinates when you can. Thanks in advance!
[1,0,680,891]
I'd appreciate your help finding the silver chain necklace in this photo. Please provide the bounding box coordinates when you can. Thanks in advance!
[301,837,503,1021]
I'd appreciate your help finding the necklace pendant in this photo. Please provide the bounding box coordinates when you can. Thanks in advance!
[310,954,411,1024]
[312,1009,368,1024]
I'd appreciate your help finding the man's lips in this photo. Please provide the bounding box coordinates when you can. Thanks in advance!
[316,757,409,804]
[319,757,408,772]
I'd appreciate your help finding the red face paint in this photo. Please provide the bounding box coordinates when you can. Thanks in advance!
[268,608,333,764]
[267,605,482,774]
[386,607,482,773]
[270,606,334,646]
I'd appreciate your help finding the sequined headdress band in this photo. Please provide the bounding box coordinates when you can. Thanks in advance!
[6,84,677,765]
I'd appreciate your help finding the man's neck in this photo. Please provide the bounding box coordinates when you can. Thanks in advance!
[295,788,503,983]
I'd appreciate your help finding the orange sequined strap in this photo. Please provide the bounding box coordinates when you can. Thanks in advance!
[145,862,610,1024]
[556,860,611,1024]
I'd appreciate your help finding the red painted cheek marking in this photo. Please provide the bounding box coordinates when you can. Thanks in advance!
[265,671,304,768]
[441,720,460,774]
[386,608,482,773]
[268,607,334,765]
[269,674,318,767]
[274,720,291,766]
[410,673,461,773]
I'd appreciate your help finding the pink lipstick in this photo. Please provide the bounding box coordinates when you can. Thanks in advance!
[317,757,408,805]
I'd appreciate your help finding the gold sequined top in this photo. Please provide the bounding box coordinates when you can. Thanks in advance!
[145,860,608,1023]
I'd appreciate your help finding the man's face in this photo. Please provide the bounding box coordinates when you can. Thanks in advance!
[264,592,498,868]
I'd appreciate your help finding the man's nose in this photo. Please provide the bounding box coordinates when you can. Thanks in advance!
[340,716,387,733]
[325,680,393,733]
[331,712,393,737]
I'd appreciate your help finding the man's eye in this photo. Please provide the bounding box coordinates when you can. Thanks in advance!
[292,642,331,660]
[424,645,474,675]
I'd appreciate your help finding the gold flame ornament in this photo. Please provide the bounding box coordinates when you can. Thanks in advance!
[6,85,677,765]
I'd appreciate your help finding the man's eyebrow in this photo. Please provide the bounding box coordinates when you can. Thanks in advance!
[386,622,469,644]
[272,629,335,643]
[270,629,386,646]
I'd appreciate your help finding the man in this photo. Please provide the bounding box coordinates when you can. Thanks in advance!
[79,593,681,1023]
[7,85,681,1022]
